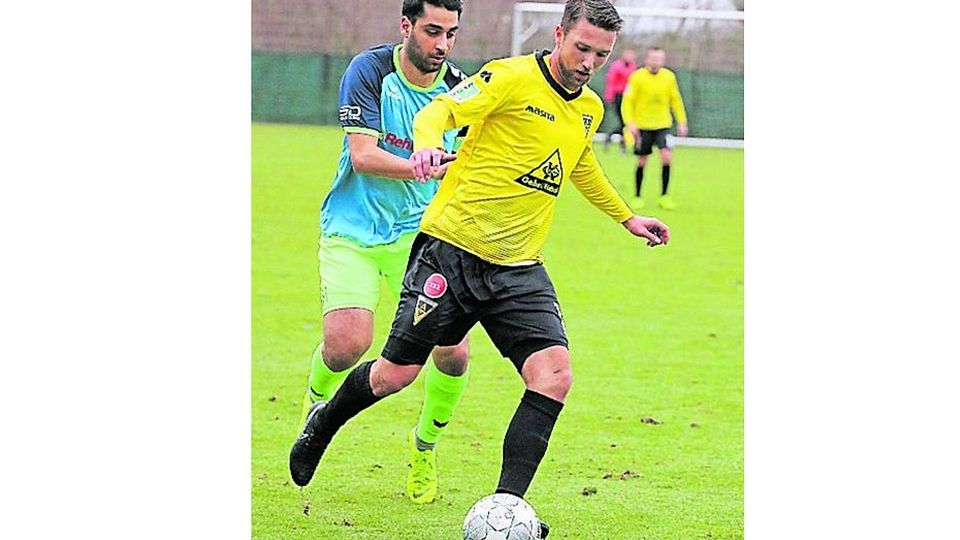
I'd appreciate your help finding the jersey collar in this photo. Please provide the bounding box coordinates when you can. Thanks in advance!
[536,49,583,102]
[393,44,448,93]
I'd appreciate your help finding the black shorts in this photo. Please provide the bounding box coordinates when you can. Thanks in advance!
[634,128,672,156]
[381,234,569,372]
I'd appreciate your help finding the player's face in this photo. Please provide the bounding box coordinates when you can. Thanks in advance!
[645,50,665,73]
[552,18,617,91]
[401,5,460,74]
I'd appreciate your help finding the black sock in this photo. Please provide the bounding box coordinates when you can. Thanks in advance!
[661,165,671,195]
[317,360,382,438]
[495,390,564,498]
[635,166,644,197]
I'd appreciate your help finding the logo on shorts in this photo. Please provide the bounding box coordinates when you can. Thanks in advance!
[423,273,448,299]
[554,301,566,331]
[413,295,438,326]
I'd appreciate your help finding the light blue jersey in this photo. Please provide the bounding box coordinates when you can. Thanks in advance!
[320,43,467,247]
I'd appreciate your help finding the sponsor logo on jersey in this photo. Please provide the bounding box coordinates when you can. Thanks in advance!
[479,70,493,83]
[384,132,413,151]
[423,273,448,299]
[339,105,361,122]
[413,295,439,326]
[524,104,556,122]
[582,114,594,137]
[448,79,480,103]
[513,149,563,196]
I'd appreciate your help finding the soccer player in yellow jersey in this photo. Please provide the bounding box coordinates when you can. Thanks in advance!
[621,46,688,210]
[289,1,669,536]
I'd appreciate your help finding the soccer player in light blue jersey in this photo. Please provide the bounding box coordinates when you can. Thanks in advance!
[295,0,470,505]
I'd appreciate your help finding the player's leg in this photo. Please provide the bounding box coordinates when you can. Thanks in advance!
[290,234,477,487]
[632,130,655,209]
[479,266,569,536]
[289,353,425,487]
[407,337,470,503]
[381,234,473,503]
[303,236,381,416]
[614,93,626,153]
[657,133,676,209]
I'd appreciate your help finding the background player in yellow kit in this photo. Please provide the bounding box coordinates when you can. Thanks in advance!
[621,46,688,210]
[289,1,669,536]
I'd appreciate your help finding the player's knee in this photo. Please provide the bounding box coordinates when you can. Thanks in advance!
[370,358,421,396]
[322,334,372,372]
[432,341,470,376]
[522,346,573,402]
[547,366,574,400]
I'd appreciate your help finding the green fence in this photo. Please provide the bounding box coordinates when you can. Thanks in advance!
[252,52,743,139]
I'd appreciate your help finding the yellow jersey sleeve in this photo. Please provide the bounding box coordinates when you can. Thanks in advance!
[569,144,634,223]
[669,71,688,125]
[413,59,518,151]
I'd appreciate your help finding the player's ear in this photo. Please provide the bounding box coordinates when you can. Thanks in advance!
[400,16,412,38]
[554,24,564,46]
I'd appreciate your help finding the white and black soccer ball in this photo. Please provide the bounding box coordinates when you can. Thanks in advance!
[462,493,542,540]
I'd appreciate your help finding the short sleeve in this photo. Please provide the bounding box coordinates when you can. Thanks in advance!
[338,52,386,136]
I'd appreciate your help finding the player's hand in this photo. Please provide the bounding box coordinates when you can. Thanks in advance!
[410,148,456,183]
[678,123,688,137]
[626,123,639,140]
[434,161,452,180]
[623,215,670,247]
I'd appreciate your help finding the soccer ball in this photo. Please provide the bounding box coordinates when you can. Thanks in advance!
[462,493,542,540]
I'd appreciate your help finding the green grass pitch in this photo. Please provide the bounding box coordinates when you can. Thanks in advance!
[252,123,743,539]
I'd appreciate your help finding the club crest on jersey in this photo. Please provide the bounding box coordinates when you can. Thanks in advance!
[513,148,563,196]
[582,114,594,137]
[423,273,448,299]
[413,295,438,326]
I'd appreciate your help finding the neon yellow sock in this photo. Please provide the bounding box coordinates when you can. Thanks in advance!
[416,361,469,446]
[306,343,349,403]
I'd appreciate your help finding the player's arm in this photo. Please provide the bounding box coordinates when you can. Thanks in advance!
[337,52,431,182]
[346,133,433,181]
[411,61,515,180]
[569,145,669,247]
[670,73,688,137]
[621,73,639,137]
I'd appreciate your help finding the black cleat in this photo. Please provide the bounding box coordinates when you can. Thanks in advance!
[539,520,550,539]
[289,401,332,487]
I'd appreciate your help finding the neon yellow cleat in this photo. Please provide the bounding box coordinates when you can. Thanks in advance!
[658,194,676,210]
[406,428,438,504]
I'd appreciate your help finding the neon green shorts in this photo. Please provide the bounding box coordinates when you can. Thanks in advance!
[318,233,417,315]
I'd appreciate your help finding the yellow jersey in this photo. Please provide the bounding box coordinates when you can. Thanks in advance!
[621,67,687,130]
[412,50,633,265]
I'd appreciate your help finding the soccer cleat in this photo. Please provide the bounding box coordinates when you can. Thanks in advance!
[289,400,332,487]
[539,520,550,538]
[631,197,645,210]
[406,428,438,504]
[658,194,676,210]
